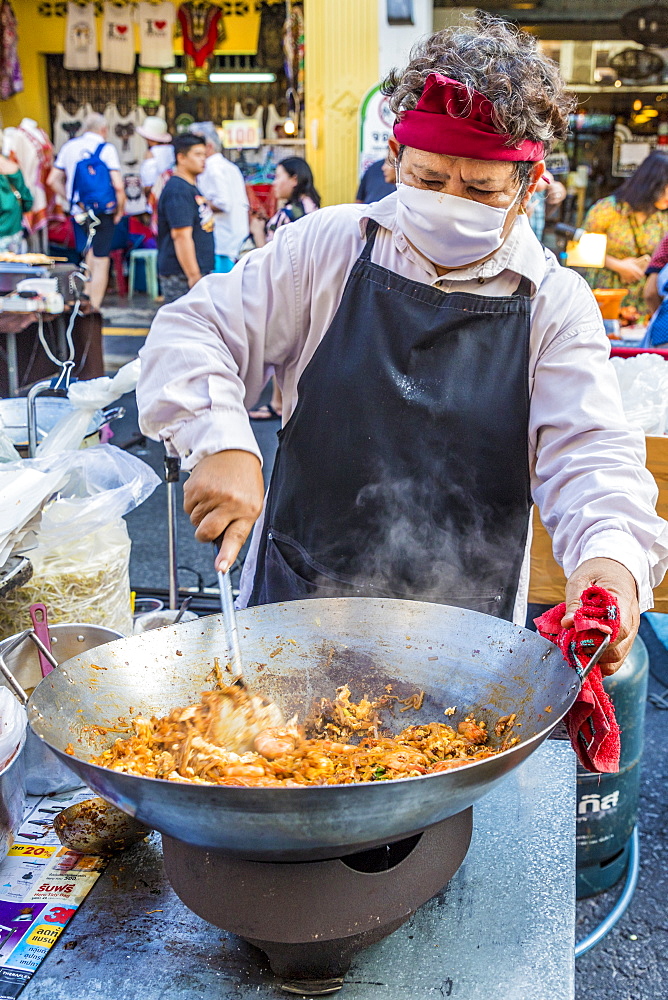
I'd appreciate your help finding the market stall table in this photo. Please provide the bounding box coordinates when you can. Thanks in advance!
[0,306,104,398]
[19,740,574,1000]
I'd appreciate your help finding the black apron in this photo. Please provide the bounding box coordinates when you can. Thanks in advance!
[249,221,532,621]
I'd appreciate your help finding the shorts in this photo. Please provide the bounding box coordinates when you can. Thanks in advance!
[73,212,116,258]
[160,273,190,304]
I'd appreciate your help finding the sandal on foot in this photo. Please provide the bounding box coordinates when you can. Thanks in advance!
[249,403,282,421]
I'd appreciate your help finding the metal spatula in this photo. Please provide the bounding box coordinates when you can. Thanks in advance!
[210,539,284,752]
[213,540,244,683]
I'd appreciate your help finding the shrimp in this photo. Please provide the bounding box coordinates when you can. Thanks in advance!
[380,750,428,774]
[494,713,516,737]
[221,764,268,778]
[254,722,301,759]
[431,758,472,772]
[457,715,487,744]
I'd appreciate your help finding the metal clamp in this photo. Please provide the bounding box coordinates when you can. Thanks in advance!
[0,629,59,706]
[576,633,611,684]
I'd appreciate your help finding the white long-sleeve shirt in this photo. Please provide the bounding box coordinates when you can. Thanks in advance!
[197,152,250,259]
[137,192,668,620]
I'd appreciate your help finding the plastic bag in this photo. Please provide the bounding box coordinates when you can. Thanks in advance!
[0,415,20,465]
[0,461,66,570]
[24,728,83,796]
[0,445,160,639]
[36,359,140,457]
[23,444,159,555]
[1,519,135,637]
[611,354,668,435]
[0,688,27,772]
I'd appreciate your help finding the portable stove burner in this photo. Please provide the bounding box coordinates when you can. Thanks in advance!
[163,809,473,995]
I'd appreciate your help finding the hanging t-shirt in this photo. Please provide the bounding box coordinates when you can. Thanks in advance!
[178,1,224,78]
[104,105,148,172]
[265,104,287,142]
[137,1,175,68]
[53,103,92,154]
[64,2,98,71]
[101,1,135,75]
[232,101,264,166]
[123,172,147,216]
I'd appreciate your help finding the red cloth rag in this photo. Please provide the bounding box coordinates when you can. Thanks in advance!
[534,586,621,774]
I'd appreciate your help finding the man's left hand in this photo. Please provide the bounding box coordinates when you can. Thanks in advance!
[563,558,639,675]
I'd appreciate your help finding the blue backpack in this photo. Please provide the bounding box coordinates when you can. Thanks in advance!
[71,142,117,214]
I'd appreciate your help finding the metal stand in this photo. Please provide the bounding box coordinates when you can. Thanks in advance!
[5,330,18,397]
[575,826,640,958]
[164,455,181,610]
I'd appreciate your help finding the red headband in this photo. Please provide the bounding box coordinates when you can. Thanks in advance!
[393,73,545,162]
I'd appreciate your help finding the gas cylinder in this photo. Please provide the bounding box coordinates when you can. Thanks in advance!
[576,635,649,898]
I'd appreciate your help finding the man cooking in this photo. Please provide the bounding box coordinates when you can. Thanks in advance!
[137,17,668,675]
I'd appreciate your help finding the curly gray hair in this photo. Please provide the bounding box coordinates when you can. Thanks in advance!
[382,15,574,157]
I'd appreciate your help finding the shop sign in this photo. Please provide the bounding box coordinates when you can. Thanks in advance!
[221,118,261,149]
[545,152,570,175]
[358,85,395,177]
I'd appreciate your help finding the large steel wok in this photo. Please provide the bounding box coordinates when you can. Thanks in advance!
[28,598,586,861]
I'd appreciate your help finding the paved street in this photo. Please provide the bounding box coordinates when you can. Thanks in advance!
[106,315,668,1000]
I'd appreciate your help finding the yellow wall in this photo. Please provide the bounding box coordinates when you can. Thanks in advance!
[1,0,263,128]
[304,0,379,207]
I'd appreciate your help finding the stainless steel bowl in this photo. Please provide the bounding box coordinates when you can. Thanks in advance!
[0,623,124,795]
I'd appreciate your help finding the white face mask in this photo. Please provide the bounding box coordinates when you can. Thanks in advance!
[395,176,522,269]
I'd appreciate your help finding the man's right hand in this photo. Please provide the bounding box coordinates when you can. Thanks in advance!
[183,450,265,572]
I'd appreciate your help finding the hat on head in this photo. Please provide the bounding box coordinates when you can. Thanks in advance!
[136,117,172,144]
[394,74,544,162]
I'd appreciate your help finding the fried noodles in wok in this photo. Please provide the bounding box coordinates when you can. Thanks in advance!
[79,683,519,787]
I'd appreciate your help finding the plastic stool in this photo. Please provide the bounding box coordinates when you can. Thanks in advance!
[128,248,159,301]
[109,249,128,297]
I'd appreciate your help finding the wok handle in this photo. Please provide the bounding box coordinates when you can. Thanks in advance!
[0,630,31,705]
[29,603,54,678]
[578,633,611,683]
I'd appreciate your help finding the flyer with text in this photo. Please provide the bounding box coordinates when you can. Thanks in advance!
[0,790,105,1000]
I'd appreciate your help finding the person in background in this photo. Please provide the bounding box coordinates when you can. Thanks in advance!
[0,152,32,252]
[525,168,566,243]
[47,112,125,310]
[157,133,214,305]
[137,116,175,195]
[189,123,250,273]
[356,151,397,204]
[643,230,668,316]
[640,260,668,347]
[250,157,320,249]
[248,157,321,420]
[582,150,668,314]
